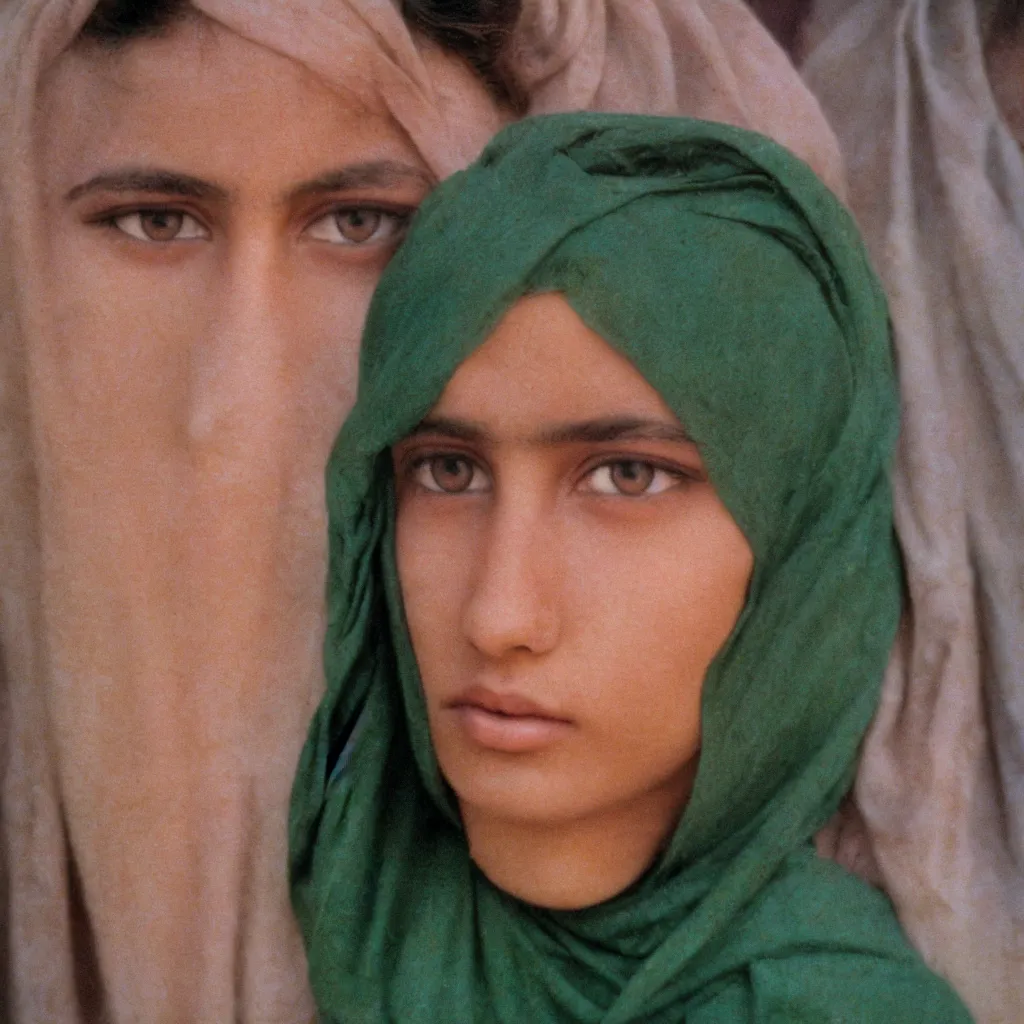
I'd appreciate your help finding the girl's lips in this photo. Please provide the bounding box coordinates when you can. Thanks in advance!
[452,705,574,753]
[447,685,574,753]
[451,684,566,720]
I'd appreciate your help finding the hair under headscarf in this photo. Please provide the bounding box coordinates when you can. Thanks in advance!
[290,113,971,1023]
[0,3,845,1020]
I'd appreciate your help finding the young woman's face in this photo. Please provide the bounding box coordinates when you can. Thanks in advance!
[394,294,754,835]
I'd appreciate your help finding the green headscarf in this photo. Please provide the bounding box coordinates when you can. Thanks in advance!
[289,114,972,1023]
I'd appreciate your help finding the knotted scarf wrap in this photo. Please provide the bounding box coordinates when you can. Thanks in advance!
[290,115,972,1023]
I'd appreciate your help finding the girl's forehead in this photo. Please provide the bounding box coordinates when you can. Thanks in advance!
[428,294,682,438]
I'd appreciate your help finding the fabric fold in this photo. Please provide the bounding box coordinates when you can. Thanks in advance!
[802,2,1024,1021]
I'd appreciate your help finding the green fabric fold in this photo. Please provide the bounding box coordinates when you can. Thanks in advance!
[290,113,972,1023]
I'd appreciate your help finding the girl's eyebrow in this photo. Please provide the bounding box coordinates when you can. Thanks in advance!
[538,417,694,445]
[409,416,694,446]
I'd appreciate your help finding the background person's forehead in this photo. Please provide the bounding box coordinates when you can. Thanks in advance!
[39,19,425,199]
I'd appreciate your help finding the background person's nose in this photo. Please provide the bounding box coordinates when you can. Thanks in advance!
[186,240,294,448]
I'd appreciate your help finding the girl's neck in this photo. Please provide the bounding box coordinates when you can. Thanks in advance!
[460,765,696,910]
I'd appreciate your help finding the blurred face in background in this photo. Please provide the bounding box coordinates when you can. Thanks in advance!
[33,11,503,733]
[25,12,503,1009]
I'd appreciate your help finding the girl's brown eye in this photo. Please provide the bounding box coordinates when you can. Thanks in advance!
[585,460,685,497]
[336,209,383,244]
[411,455,485,494]
[430,456,474,493]
[609,461,656,495]
[139,210,185,241]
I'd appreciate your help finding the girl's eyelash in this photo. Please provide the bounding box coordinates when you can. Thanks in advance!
[398,452,700,498]
[404,451,491,495]
[400,452,699,474]
[582,456,699,483]
[405,451,478,474]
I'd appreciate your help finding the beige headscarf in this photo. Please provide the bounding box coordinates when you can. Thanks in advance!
[802,1,1024,1021]
[0,2,842,1021]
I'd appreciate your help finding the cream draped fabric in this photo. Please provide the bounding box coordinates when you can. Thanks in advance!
[0,1,841,1021]
[802,2,1024,1022]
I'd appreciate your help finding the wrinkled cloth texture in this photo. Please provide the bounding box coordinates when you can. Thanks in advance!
[0,2,846,1022]
[291,112,972,1024]
[801,3,1024,1021]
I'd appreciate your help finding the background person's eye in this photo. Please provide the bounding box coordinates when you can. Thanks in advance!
[306,207,408,246]
[412,455,488,494]
[111,209,209,242]
[586,460,682,497]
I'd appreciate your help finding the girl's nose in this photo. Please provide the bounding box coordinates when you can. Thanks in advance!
[461,506,560,660]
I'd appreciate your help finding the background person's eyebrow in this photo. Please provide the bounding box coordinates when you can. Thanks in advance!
[537,417,694,445]
[65,169,228,203]
[287,161,434,202]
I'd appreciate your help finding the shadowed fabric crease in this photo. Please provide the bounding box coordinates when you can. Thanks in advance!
[802,3,1024,1018]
